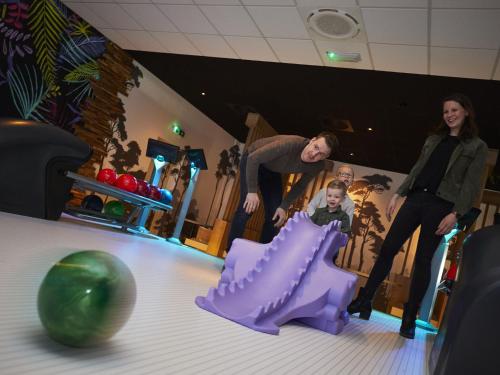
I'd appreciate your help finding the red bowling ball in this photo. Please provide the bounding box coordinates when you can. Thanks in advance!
[135,180,151,197]
[149,186,161,201]
[114,174,138,193]
[96,169,117,185]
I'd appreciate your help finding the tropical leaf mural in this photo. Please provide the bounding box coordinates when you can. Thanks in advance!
[64,61,99,82]
[58,34,105,70]
[3,2,29,30]
[28,0,67,86]
[7,64,47,119]
[0,0,144,182]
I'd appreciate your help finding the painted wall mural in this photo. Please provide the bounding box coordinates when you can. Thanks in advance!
[343,174,393,273]
[0,0,144,178]
[206,144,241,226]
[1,0,100,123]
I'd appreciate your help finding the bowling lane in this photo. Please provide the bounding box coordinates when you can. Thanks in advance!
[0,211,432,375]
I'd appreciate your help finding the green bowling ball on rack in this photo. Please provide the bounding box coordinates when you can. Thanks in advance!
[103,200,125,218]
[37,250,136,347]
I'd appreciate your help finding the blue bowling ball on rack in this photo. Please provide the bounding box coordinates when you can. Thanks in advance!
[160,189,173,205]
[81,194,104,212]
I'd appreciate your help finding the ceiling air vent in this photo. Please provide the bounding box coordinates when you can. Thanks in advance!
[306,9,360,40]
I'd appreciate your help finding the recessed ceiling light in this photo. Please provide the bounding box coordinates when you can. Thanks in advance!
[368,127,373,131]
[201,92,206,96]
[350,152,354,156]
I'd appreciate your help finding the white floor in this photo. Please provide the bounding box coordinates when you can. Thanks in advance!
[0,212,434,375]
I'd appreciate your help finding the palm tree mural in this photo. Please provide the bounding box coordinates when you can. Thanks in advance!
[109,139,146,180]
[215,144,241,220]
[205,149,231,225]
[345,174,393,272]
[173,148,193,215]
[99,114,126,170]
[355,201,385,272]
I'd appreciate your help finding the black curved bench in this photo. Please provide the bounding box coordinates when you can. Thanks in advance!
[0,118,92,220]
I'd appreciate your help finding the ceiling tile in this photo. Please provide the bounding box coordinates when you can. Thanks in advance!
[157,5,218,34]
[362,8,427,45]
[194,0,240,4]
[431,9,500,49]
[151,31,201,55]
[316,40,372,70]
[296,0,358,7]
[267,38,323,65]
[430,47,497,80]
[358,0,427,7]
[65,3,111,28]
[117,30,168,52]
[433,0,500,8]
[98,28,136,49]
[66,0,109,2]
[116,0,152,3]
[200,5,261,36]
[186,34,239,58]
[152,0,193,4]
[120,4,178,32]
[85,3,143,29]
[224,36,278,61]
[247,6,309,39]
[370,43,427,74]
[242,1,296,5]
[493,60,500,81]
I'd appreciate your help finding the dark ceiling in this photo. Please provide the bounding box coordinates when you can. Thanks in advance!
[128,51,500,176]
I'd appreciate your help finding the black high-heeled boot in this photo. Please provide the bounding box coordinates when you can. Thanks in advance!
[399,303,419,339]
[347,287,373,320]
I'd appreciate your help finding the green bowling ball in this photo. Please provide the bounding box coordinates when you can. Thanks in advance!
[37,250,136,347]
[103,200,125,218]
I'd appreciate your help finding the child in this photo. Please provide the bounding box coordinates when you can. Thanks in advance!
[309,180,351,235]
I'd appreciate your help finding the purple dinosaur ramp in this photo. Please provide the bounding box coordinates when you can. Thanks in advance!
[195,211,358,335]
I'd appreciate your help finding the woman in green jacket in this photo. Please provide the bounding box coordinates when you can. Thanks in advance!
[347,93,488,339]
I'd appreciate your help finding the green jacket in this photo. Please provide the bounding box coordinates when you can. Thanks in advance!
[310,206,351,234]
[396,134,488,216]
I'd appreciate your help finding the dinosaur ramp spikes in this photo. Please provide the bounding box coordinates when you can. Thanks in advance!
[324,220,335,232]
[297,211,308,220]
[269,243,279,252]
[228,282,236,294]
[264,301,273,315]
[206,288,216,301]
[195,211,358,335]
[217,284,227,297]
[255,259,264,272]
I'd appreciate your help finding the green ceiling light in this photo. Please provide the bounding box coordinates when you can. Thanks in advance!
[325,50,361,63]
[171,121,185,137]
[326,51,337,61]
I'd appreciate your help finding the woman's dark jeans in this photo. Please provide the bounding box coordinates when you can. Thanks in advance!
[363,191,453,307]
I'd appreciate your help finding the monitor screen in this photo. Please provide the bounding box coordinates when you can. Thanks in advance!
[146,139,179,162]
[186,149,208,170]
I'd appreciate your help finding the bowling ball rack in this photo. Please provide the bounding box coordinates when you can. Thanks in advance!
[64,171,172,239]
